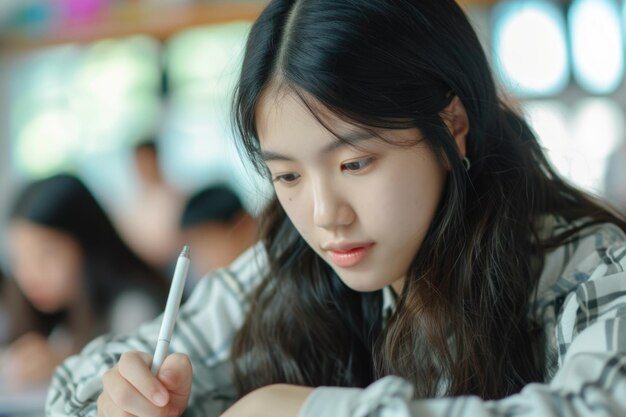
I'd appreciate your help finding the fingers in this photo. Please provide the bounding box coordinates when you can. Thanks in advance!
[97,391,135,417]
[98,352,192,417]
[117,352,170,407]
[99,352,168,417]
[157,353,193,414]
[158,353,192,395]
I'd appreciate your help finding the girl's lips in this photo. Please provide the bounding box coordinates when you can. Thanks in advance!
[327,244,374,268]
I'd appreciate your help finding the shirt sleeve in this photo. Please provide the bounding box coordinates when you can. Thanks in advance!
[299,241,626,417]
[45,244,267,417]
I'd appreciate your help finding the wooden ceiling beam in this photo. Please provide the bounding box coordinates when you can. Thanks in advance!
[0,0,498,52]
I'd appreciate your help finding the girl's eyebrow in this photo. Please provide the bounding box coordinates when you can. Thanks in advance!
[261,130,375,162]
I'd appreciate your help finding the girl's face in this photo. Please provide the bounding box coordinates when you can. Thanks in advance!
[257,92,447,293]
[8,221,82,313]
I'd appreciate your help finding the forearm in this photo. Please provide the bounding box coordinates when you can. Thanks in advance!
[299,352,626,417]
[221,385,314,417]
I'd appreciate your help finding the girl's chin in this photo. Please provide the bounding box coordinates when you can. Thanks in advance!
[335,273,388,293]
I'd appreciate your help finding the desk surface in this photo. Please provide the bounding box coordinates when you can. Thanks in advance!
[0,382,47,417]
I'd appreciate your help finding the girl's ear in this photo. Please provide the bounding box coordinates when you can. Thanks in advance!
[440,95,469,158]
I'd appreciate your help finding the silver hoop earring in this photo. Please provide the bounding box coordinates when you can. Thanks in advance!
[462,156,471,171]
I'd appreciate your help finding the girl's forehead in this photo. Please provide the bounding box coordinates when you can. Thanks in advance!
[258,89,324,122]
[256,89,370,145]
[258,92,333,138]
[255,86,424,155]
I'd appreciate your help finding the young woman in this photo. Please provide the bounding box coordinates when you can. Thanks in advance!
[3,174,168,388]
[47,1,626,417]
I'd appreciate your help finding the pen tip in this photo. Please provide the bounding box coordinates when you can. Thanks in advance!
[181,245,190,258]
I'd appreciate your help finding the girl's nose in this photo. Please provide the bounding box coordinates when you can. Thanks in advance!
[312,180,355,229]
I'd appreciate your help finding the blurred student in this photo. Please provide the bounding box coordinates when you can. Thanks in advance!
[115,140,184,271]
[0,270,9,347]
[180,185,258,282]
[0,276,66,390]
[2,174,168,389]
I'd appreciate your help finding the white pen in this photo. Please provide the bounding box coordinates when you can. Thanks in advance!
[151,245,190,375]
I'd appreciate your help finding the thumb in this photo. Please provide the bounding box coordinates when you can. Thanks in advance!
[157,353,192,415]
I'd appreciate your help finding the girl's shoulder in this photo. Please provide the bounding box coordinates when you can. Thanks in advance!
[534,216,626,307]
[182,242,269,307]
[226,241,269,284]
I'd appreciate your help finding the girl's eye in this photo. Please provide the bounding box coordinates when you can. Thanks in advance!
[341,158,372,172]
[272,173,301,184]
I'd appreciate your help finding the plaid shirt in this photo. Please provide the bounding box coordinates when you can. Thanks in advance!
[46,219,626,417]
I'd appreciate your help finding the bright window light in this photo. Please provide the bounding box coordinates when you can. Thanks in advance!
[9,37,162,177]
[569,0,623,94]
[165,21,251,102]
[569,98,624,193]
[163,21,271,212]
[523,98,623,195]
[492,0,569,97]
[522,100,571,177]
[73,36,161,152]
[15,108,81,177]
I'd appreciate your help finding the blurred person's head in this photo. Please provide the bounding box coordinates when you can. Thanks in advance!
[180,185,258,276]
[0,268,9,345]
[7,174,167,334]
[8,220,81,313]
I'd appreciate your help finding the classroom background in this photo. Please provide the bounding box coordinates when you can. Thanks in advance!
[2,0,626,230]
[1,0,626,415]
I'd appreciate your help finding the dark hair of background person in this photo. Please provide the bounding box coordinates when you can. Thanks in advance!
[230,0,626,401]
[134,139,158,154]
[7,174,169,347]
[180,185,245,229]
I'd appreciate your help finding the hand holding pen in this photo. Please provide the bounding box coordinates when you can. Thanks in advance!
[97,246,193,417]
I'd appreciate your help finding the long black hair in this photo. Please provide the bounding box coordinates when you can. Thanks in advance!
[231,0,626,400]
[8,174,168,345]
